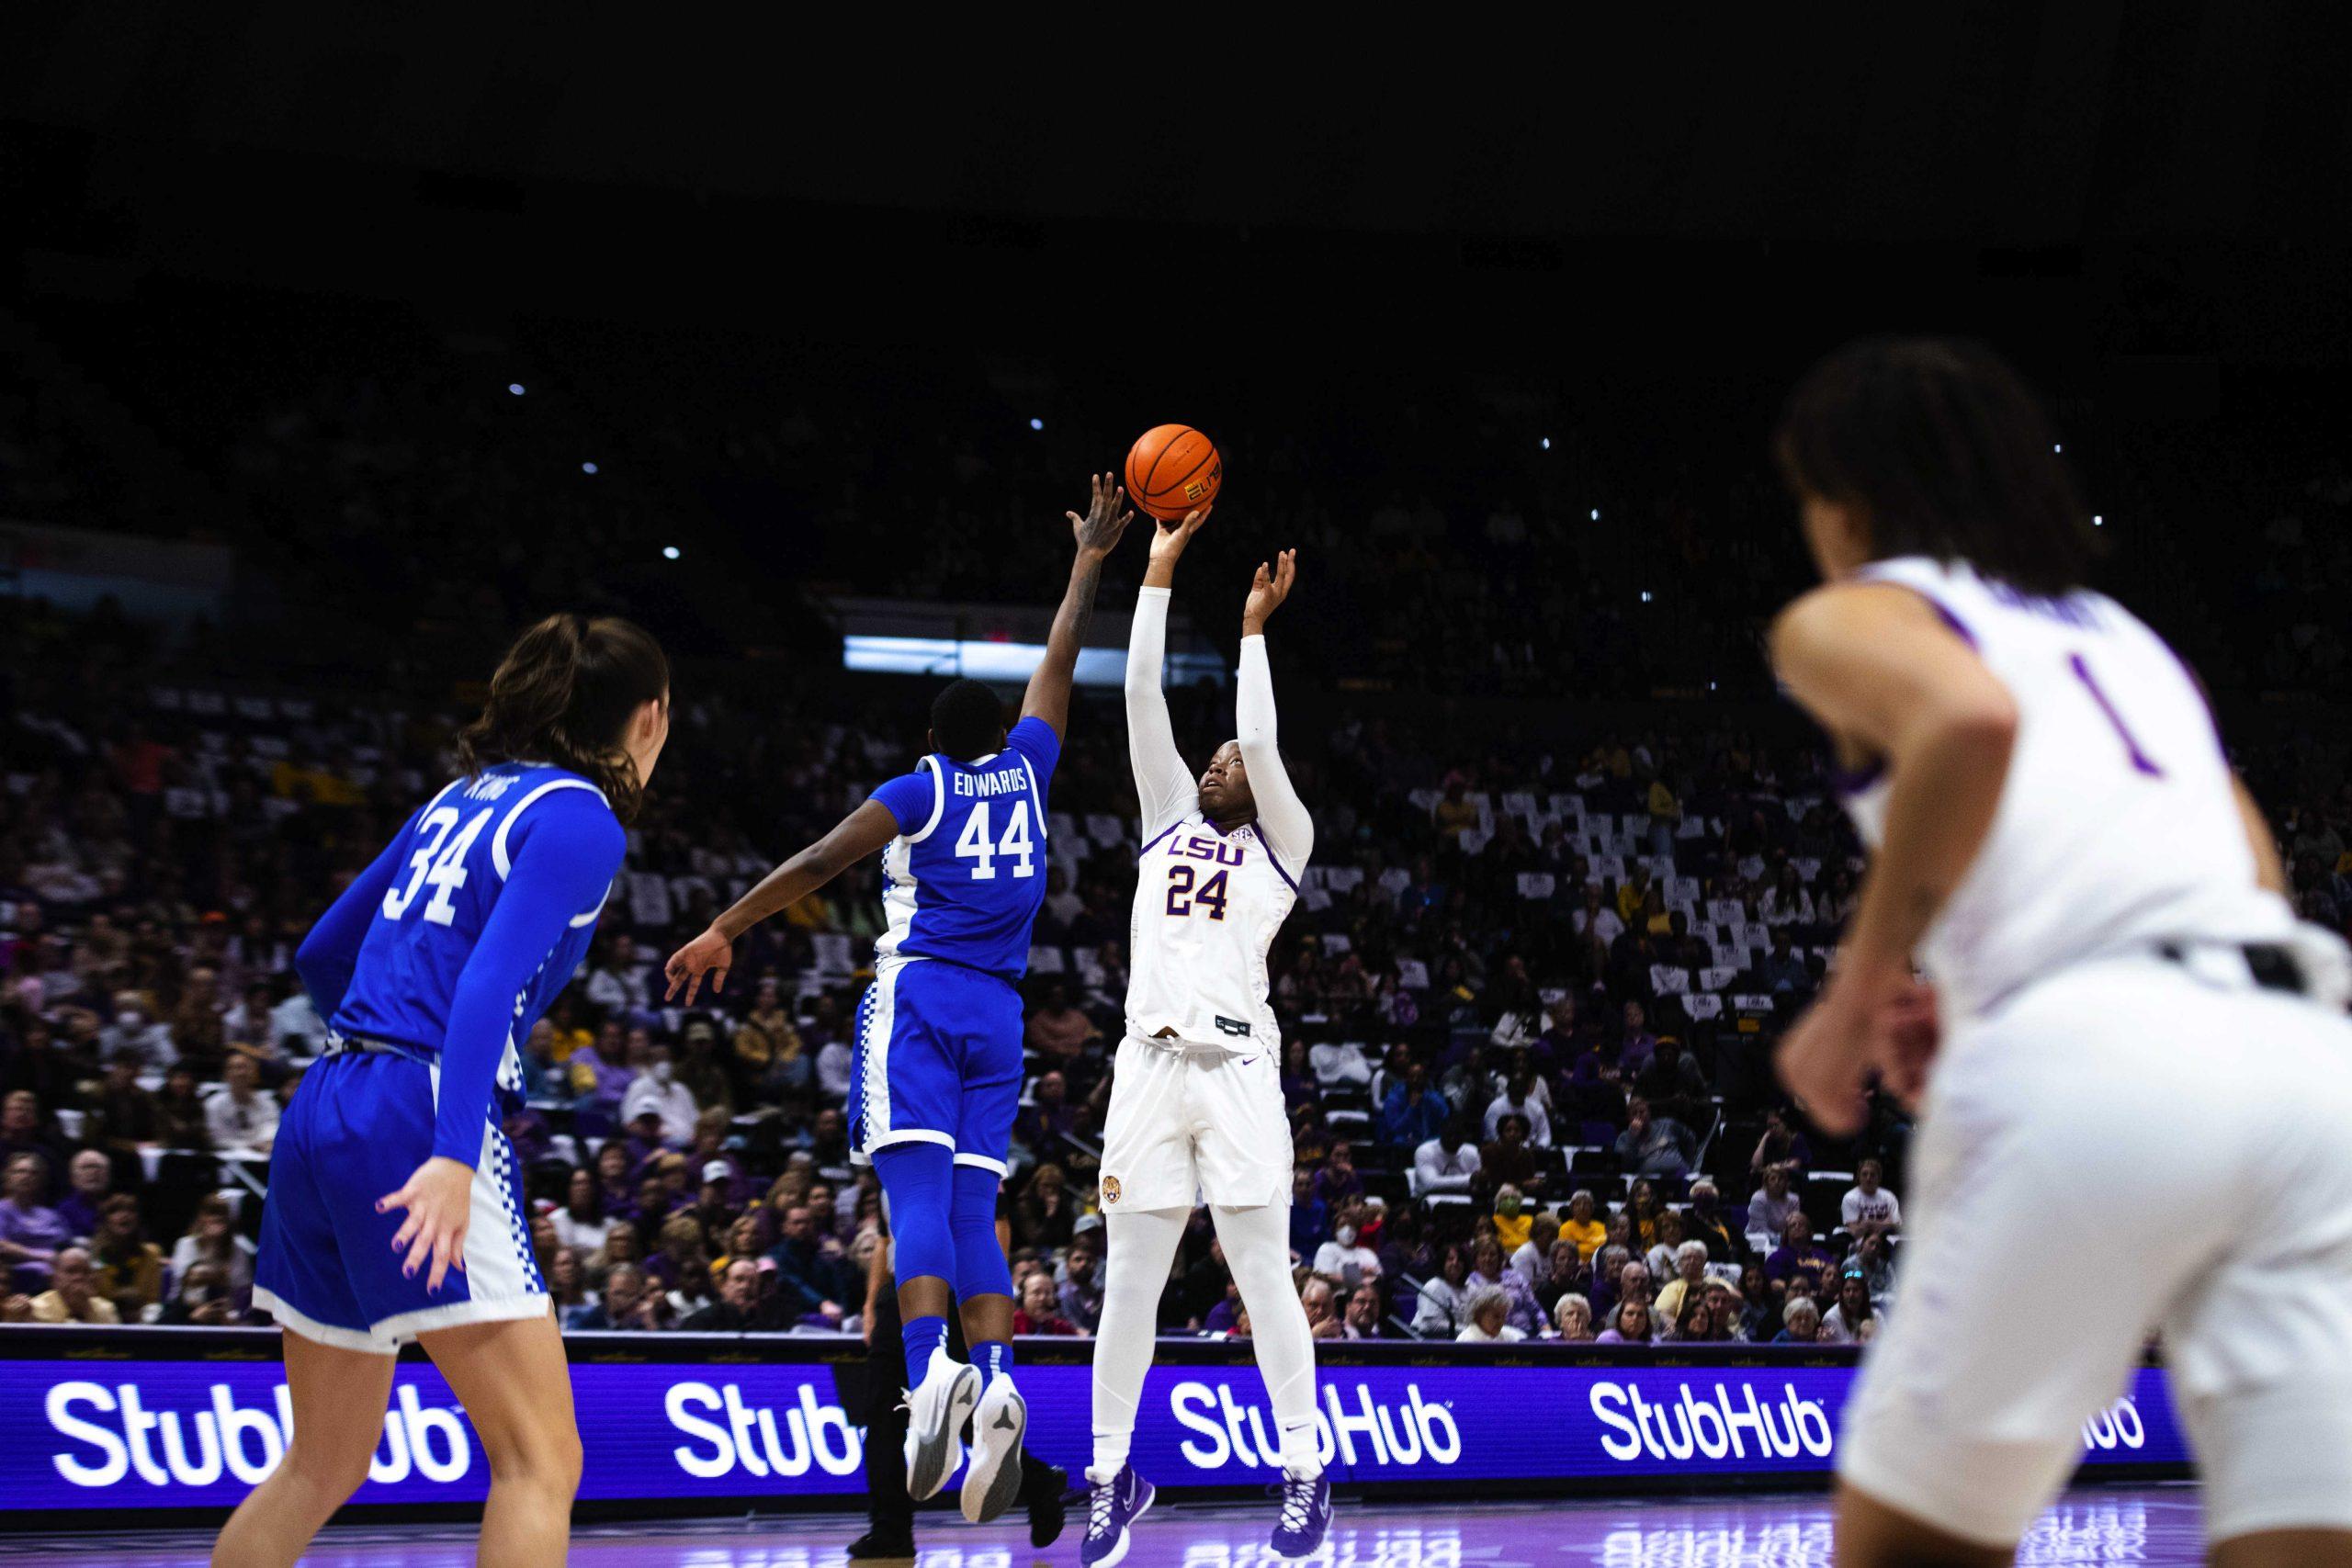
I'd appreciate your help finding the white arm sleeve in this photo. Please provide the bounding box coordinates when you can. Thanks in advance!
[1125,587,1197,838]
[1237,634,1314,871]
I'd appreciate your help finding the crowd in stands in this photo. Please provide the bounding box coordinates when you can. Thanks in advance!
[6,289,2352,1350]
[8,569,2351,1351]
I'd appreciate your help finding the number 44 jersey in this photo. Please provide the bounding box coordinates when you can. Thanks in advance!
[868,716,1061,979]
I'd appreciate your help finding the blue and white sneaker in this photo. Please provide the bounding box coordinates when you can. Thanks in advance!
[1080,1463,1154,1568]
[1270,1469,1331,1557]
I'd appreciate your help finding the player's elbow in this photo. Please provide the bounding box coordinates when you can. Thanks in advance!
[1918,686,2018,769]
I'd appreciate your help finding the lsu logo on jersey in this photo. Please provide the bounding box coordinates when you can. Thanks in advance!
[1174,835,1245,865]
[1102,1176,1122,1206]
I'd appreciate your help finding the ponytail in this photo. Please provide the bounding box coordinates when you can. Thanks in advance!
[458,614,669,821]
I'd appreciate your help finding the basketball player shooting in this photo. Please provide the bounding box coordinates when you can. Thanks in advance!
[1080,512,1328,1567]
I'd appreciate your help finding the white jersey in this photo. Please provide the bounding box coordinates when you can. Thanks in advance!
[1837,556,2293,1022]
[1122,587,1313,1055]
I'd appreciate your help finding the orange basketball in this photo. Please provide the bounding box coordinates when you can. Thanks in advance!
[1125,424,1222,523]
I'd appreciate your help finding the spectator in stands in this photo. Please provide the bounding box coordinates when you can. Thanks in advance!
[545,1247,592,1321]
[680,1258,767,1331]
[1750,1107,1813,1179]
[0,1151,69,1288]
[1476,1111,1546,1201]
[1559,1189,1607,1263]
[1411,1243,1472,1337]
[765,1203,846,1325]
[1736,1265,1776,1340]
[621,1043,699,1145]
[1510,1209,1562,1283]
[1756,930,1809,993]
[1380,1062,1447,1149]
[153,1064,210,1150]
[1493,1185,1533,1252]
[1313,1141,1364,1210]
[1469,1235,1543,1337]
[1483,1063,1552,1149]
[1850,1230,1896,1306]
[31,1245,119,1323]
[1024,984,1098,1068]
[87,1193,164,1319]
[1301,1276,1345,1340]
[1616,1000,1658,1077]
[0,1090,63,1172]
[1343,1280,1387,1339]
[1313,1201,1383,1289]
[204,1047,278,1156]
[1682,1178,1747,1263]
[1597,1296,1654,1345]
[1668,1292,1717,1343]
[1633,1036,1707,1123]
[1058,1231,1104,1333]
[1285,1167,1329,1261]
[1413,1111,1482,1198]
[1643,1208,1689,1280]
[57,1147,114,1239]
[730,979,808,1098]
[1840,1157,1902,1237]
[1016,1069,1078,1153]
[568,1262,653,1330]
[1014,1271,1080,1336]
[1455,1283,1525,1343]
[1703,1277,1747,1342]
[1765,1213,1838,1302]
[1012,1162,1077,1253]
[1614,1097,1695,1181]
[159,1261,234,1326]
[173,1194,254,1294]
[1821,1269,1877,1343]
[1776,1297,1824,1344]
[98,990,173,1070]
[1747,1161,1801,1240]
[1652,1236,1711,1321]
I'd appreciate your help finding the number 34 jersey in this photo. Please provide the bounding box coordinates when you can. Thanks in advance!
[1126,813,1302,1054]
[868,716,1061,979]
[1837,556,2292,1023]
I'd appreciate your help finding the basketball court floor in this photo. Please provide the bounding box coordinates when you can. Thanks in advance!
[0,1484,2211,1564]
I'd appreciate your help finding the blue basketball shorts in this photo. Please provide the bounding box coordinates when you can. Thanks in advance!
[254,1045,547,1353]
[848,954,1023,1177]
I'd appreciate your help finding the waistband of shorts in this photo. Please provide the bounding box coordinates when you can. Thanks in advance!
[322,1033,436,1067]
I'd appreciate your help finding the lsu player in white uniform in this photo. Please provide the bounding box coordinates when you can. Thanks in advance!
[1081,513,1328,1567]
[1770,337,2352,1568]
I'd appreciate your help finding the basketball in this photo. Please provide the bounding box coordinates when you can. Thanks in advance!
[1125,423,1223,522]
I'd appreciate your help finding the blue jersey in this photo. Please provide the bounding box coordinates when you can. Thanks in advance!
[867,716,1060,978]
[296,761,626,1165]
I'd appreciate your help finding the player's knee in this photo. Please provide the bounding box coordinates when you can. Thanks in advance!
[478,1416,584,1499]
[950,1164,1012,1299]
[282,1435,376,1506]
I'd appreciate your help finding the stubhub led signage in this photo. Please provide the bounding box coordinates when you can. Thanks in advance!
[4,1350,2187,1513]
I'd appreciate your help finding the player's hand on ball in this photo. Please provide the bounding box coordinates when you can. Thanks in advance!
[665,926,733,1004]
[1069,472,1135,560]
[378,1156,476,1293]
[1243,548,1297,632]
[1147,507,1211,568]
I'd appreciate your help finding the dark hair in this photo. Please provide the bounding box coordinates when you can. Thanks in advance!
[458,615,669,822]
[1775,336,2099,594]
[930,677,1006,761]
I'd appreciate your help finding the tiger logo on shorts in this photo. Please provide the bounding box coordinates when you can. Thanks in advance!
[1102,1175,1121,1205]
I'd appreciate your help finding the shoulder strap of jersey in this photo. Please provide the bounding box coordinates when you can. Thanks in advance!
[906,755,948,842]
[492,774,610,880]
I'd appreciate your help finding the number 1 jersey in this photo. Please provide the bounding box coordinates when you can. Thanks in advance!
[868,716,1060,979]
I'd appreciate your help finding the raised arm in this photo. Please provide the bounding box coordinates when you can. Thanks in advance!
[1020,473,1133,739]
[1128,507,1212,836]
[1238,548,1313,868]
[664,800,901,1004]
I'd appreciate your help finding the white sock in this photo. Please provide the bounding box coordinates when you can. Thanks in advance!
[1088,1206,1190,1483]
[1213,1201,1324,1480]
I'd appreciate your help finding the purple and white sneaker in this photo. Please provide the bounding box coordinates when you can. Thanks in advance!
[1270,1469,1331,1557]
[1080,1463,1154,1568]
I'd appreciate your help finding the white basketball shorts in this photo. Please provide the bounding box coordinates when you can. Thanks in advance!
[1839,951,2352,1547]
[1099,1033,1291,1213]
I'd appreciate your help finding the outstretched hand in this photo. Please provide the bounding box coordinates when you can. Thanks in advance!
[665,926,734,1006]
[1069,473,1136,560]
[1242,548,1297,633]
[1147,506,1211,567]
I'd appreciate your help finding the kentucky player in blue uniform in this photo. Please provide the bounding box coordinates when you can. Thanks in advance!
[667,475,1131,1525]
[217,615,669,1568]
